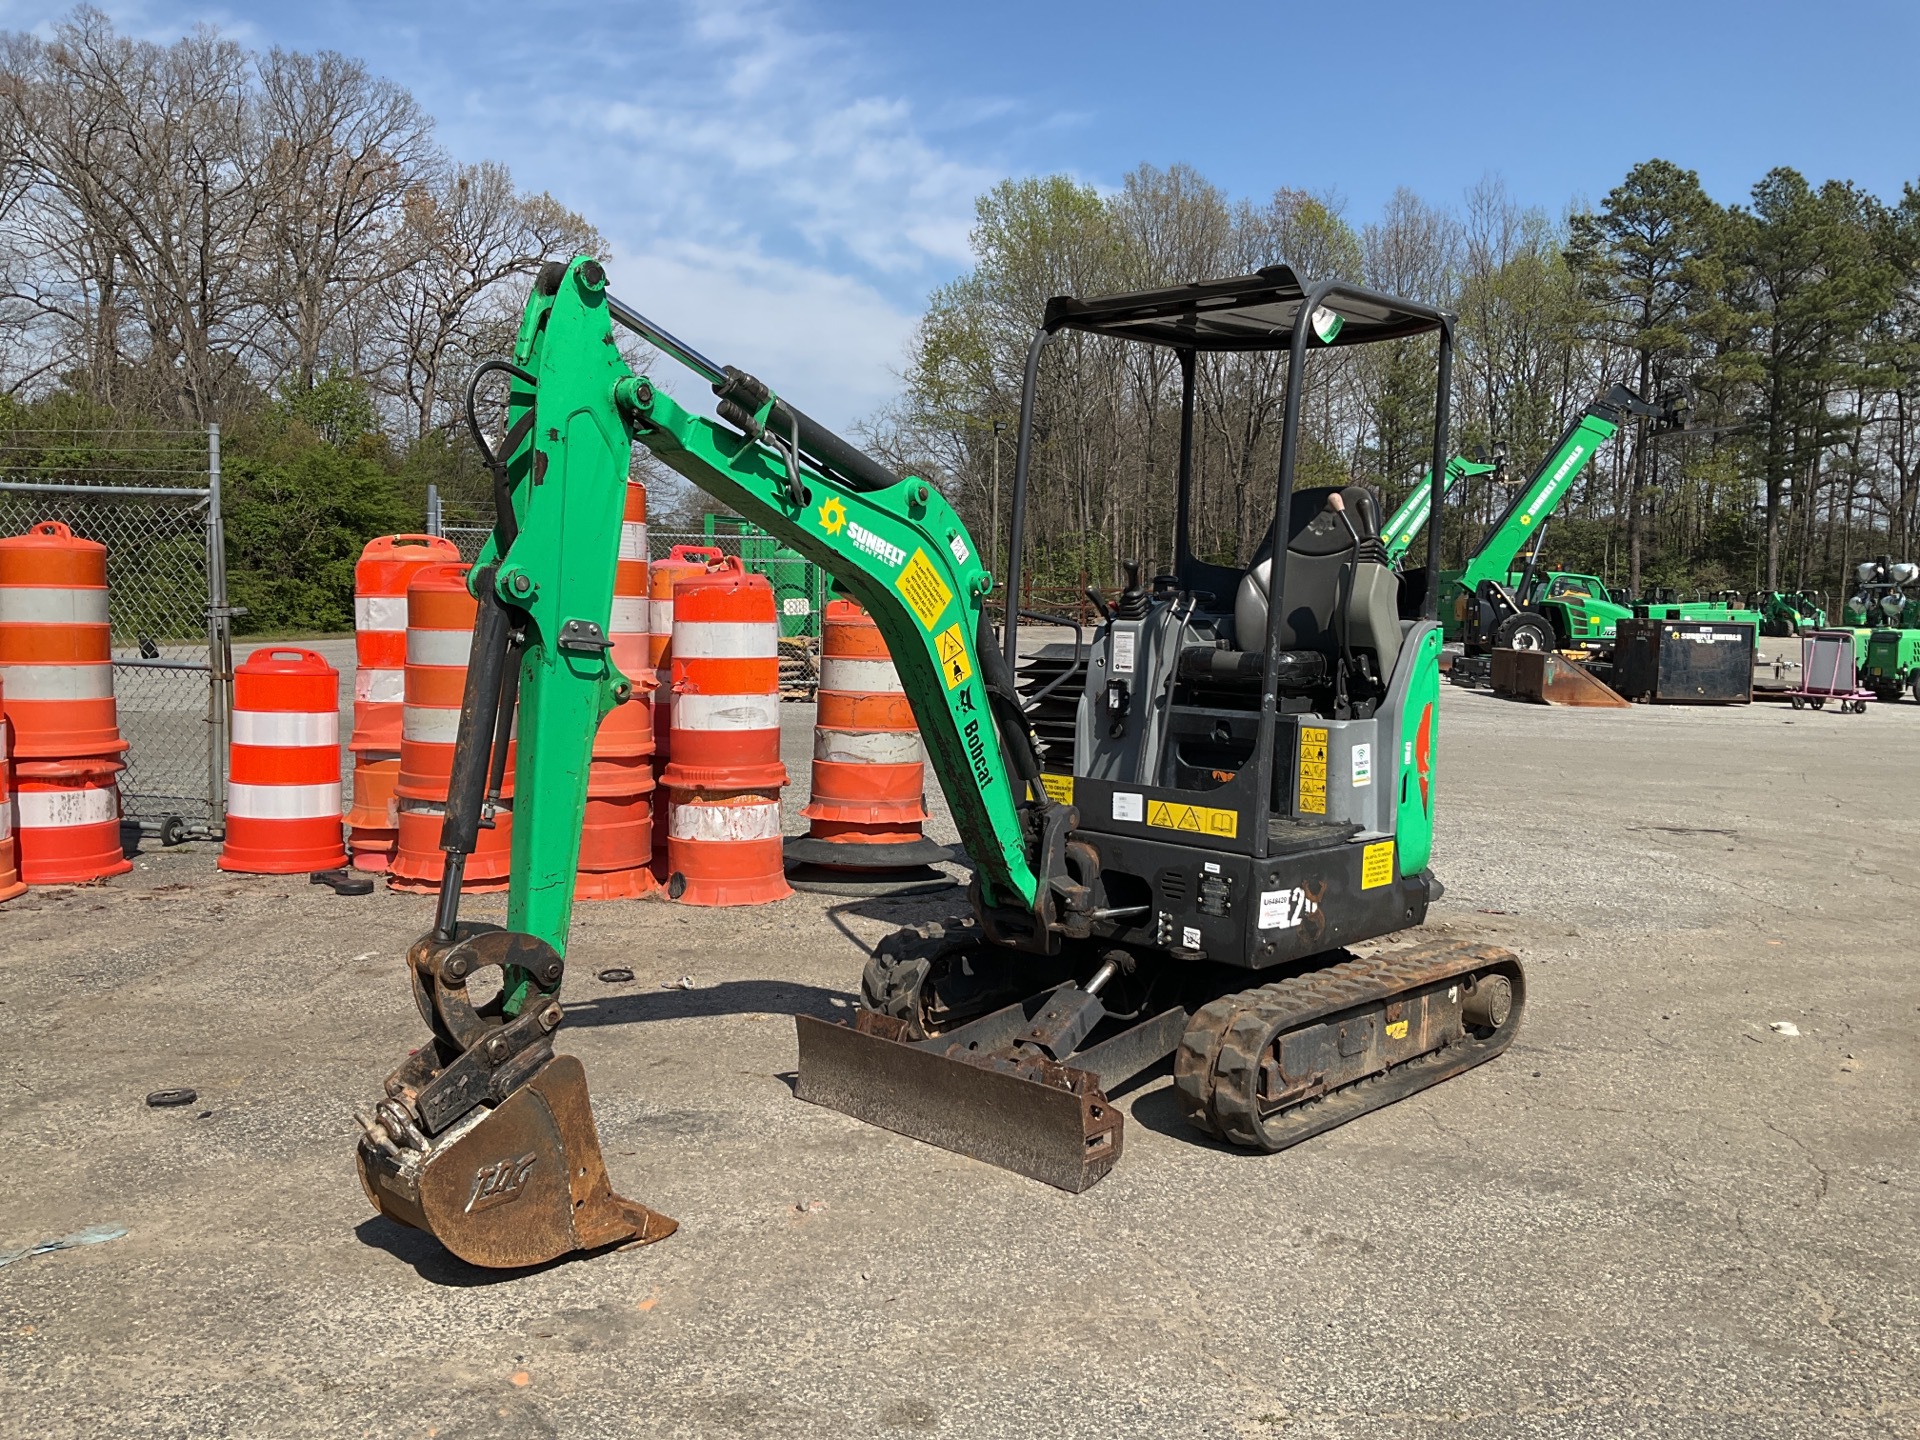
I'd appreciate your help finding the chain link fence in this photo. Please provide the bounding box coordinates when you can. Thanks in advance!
[432,512,830,639]
[0,426,232,837]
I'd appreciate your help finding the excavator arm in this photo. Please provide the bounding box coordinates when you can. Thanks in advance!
[355,256,1065,1265]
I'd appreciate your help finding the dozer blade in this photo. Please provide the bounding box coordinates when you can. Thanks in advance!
[796,1010,1122,1193]
[357,1054,676,1268]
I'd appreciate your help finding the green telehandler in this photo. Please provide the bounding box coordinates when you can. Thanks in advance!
[1448,384,1685,653]
[353,258,1523,1267]
[1380,453,1500,564]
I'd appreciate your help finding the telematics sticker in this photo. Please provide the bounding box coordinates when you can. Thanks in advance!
[1351,742,1372,787]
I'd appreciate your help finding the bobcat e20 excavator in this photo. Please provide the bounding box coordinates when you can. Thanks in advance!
[353,257,1524,1268]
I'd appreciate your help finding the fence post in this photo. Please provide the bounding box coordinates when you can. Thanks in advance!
[205,423,232,832]
[425,483,443,536]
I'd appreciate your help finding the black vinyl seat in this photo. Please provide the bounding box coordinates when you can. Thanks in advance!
[1231,486,1402,683]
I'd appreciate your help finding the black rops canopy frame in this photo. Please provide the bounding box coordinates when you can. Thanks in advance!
[1001,265,1454,856]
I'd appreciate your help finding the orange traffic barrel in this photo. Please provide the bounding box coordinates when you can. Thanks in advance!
[659,561,789,906]
[784,600,952,895]
[14,757,131,884]
[0,677,27,903]
[218,647,349,874]
[646,544,723,866]
[346,534,460,871]
[0,521,127,760]
[389,564,514,894]
[577,482,658,901]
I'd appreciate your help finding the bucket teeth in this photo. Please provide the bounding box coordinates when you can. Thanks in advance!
[356,1053,675,1268]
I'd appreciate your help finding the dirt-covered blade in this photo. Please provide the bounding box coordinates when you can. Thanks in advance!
[795,1011,1122,1193]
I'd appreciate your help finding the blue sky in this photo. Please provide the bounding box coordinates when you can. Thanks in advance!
[11,0,1919,428]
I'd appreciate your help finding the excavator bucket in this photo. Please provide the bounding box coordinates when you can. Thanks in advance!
[357,1054,675,1269]
[795,1006,1124,1193]
[355,924,675,1269]
[1492,648,1630,707]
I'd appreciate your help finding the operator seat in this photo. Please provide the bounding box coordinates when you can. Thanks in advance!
[1232,485,1402,682]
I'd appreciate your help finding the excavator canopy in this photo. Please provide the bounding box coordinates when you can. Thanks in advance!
[1040,265,1447,352]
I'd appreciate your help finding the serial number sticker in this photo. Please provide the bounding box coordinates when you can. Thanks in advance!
[1361,840,1395,890]
[1146,798,1238,839]
[1386,1019,1409,1040]
[1181,926,1202,950]
[1035,773,1073,805]
[1298,726,1328,815]
[1111,629,1136,674]
[895,549,953,631]
[1258,887,1314,930]
[935,621,973,690]
[949,533,971,565]
[1112,791,1144,822]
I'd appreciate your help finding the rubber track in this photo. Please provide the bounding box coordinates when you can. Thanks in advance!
[1172,937,1522,1151]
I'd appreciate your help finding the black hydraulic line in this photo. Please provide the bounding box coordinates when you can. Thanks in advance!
[1003,327,1052,674]
[607,292,901,495]
[482,632,521,807]
[465,360,536,554]
[432,568,515,942]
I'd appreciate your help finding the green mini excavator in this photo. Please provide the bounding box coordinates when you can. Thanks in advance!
[354,258,1524,1267]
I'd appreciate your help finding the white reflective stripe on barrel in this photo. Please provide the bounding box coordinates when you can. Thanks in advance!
[226,781,343,819]
[668,799,782,842]
[355,668,404,703]
[672,692,780,731]
[403,707,463,744]
[398,795,512,817]
[16,785,117,827]
[354,595,408,632]
[814,729,924,764]
[818,657,904,694]
[648,599,674,637]
[0,803,12,841]
[0,663,114,700]
[406,628,473,666]
[403,708,515,743]
[619,522,648,561]
[610,597,649,634]
[231,709,339,747]
[671,621,777,659]
[0,586,111,624]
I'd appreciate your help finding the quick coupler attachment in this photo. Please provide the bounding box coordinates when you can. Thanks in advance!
[354,923,675,1268]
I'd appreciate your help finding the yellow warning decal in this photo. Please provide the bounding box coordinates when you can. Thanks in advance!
[1034,772,1073,805]
[895,549,953,631]
[1298,725,1328,815]
[1361,839,1395,889]
[1385,1019,1409,1040]
[1147,799,1239,839]
[934,621,973,690]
